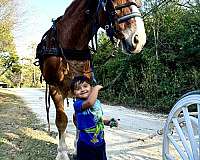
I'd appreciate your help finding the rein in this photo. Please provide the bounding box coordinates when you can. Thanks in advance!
[45,83,51,133]
[92,48,131,91]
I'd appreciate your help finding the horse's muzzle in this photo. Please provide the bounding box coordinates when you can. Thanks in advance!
[122,32,146,54]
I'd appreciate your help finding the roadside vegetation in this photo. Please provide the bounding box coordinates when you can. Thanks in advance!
[93,1,200,113]
[0,0,22,87]
[0,89,57,160]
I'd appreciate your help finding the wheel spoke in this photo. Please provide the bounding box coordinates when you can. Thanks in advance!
[163,92,200,160]
[172,118,193,159]
[182,107,198,160]
[167,134,188,160]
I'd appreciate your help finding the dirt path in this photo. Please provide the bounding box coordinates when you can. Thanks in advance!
[1,88,167,160]
[0,89,58,160]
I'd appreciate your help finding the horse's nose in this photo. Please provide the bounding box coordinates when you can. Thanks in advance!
[133,35,139,44]
[122,32,141,54]
[126,33,137,51]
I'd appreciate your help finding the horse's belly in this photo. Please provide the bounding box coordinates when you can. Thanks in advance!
[43,56,66,84]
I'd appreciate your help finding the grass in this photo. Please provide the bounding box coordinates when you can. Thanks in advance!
[0,89,57,160]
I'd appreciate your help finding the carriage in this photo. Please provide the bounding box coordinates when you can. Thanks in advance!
[162,91,200,160]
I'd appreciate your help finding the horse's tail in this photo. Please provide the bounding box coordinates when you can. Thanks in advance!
[45,83,51,133]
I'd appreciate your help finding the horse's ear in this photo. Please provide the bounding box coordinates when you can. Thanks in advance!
[98,9,108,27]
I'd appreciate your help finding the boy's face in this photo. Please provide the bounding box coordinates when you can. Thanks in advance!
[74,81,92,99]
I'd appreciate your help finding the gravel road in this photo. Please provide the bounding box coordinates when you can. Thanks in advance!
[9,88,167,160]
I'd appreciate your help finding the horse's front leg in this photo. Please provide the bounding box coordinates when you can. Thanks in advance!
[49,85,70,160]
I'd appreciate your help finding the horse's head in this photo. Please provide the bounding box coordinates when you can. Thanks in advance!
[98,0,146,54]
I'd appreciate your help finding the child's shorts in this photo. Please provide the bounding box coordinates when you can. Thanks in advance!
[77,140,107,160]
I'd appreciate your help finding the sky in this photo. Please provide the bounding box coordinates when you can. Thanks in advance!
[13,0,72,58]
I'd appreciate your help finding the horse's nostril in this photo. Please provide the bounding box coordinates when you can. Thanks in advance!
[134,35,139,43]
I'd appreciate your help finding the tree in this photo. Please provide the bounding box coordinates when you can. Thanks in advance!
[0,0,21,87]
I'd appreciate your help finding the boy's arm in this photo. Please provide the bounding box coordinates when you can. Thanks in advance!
[82,85,103,110]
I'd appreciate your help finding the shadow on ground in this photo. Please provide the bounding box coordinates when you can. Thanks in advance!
[0,91,66,160]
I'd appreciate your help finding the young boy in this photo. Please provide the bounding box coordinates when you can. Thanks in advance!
[70,76,118,160]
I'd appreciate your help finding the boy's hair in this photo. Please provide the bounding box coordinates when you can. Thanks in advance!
[70,76,92,93]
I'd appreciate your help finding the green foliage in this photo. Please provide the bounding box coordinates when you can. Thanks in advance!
[93,1,200,113]
[20,59,42,88]
[0,0,21,87]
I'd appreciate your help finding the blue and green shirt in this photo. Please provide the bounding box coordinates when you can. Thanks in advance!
[73,99,105,146]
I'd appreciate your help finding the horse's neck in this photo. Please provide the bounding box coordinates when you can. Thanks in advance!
[57,0,97,50]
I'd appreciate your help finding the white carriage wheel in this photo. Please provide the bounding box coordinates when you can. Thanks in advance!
[162,91,200,160]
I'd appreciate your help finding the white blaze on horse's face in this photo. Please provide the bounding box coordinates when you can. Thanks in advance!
[115,0,146,54]
[130,3,146,53]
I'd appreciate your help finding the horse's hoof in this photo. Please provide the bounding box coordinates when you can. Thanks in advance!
[56,151,70,160]
[56,146,70,160]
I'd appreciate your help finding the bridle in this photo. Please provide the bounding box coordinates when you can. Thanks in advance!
[96,0,142,43]
[89,0,144,86]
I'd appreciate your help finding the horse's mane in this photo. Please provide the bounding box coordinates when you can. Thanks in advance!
[64,0,134,17]
[63,0,98,17]
[63,0,89,17]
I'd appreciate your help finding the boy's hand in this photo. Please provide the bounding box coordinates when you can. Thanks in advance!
[109,118,119,128]
[93,85,103,91]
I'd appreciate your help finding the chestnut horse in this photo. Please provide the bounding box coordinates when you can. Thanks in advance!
[36,0,146,159]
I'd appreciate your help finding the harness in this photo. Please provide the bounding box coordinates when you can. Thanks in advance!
[35,18,91,63]
[35,0,142,70]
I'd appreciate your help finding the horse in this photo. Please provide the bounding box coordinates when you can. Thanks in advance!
[36,0,146,159]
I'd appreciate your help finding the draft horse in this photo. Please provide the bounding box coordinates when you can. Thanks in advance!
[36,0,146,159]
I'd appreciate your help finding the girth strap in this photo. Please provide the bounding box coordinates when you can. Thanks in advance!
[38,47,91,61]
[62,48,91,60]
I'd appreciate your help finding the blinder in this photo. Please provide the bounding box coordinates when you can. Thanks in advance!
[97,0,142,42]
[114,1,137,10]
[114,1,142,23]
[106,0,142,23]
